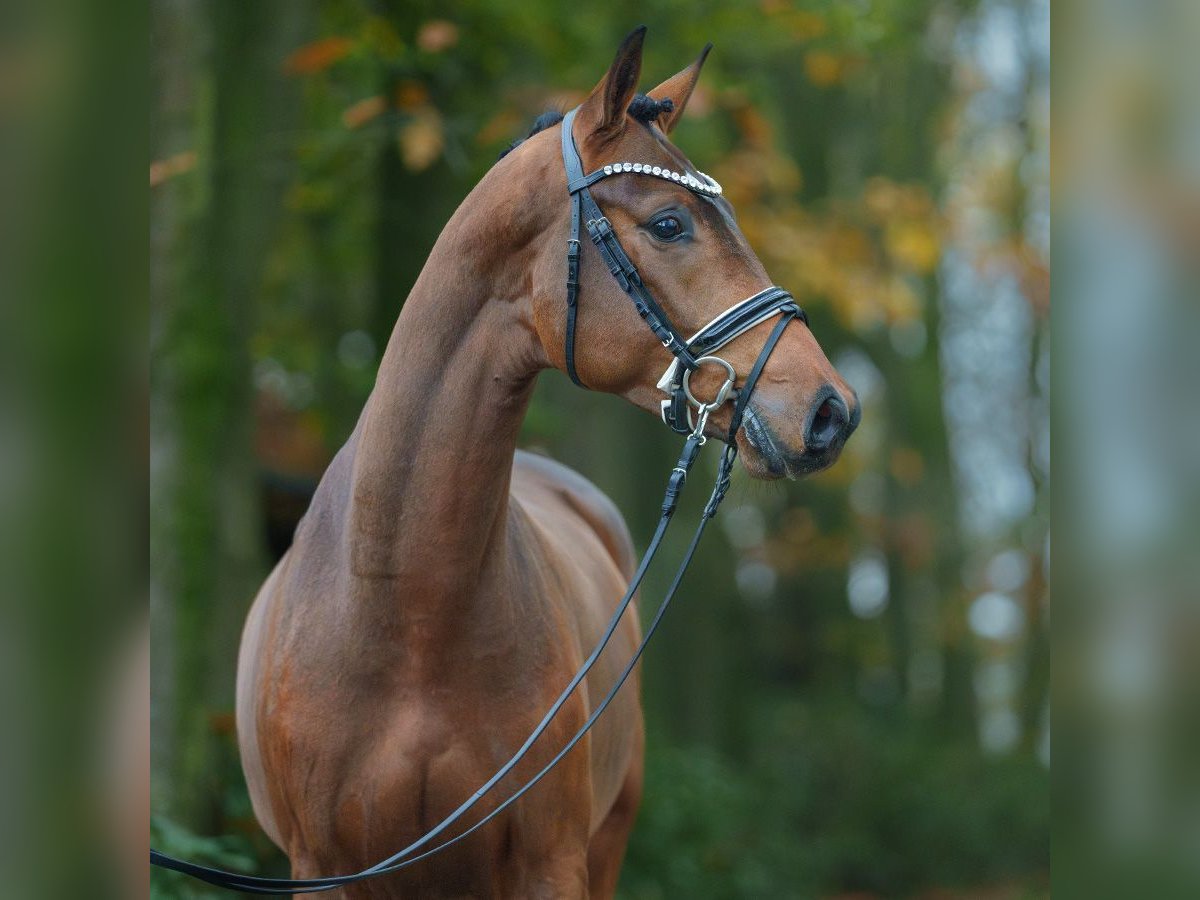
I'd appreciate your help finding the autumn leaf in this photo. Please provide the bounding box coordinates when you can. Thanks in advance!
[885,220,941,274]
[865,177,902,219]
[284,36,354,75]
[149,150,197,187]
[399,108,444,171]
[731,104,773,148]
[417,20,459,53]
[883,276,922,322]
[804,51,843,87]
[761,2,828,41]
[342,95,385,130]
[394,80,429,111]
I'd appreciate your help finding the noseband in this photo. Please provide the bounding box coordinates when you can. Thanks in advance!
[559,106,806,436]
[151,105,810,895]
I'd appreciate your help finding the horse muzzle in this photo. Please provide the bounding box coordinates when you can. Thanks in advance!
[739,388,860,480]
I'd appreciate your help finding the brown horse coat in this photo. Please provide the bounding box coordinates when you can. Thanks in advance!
[236,29,858,899]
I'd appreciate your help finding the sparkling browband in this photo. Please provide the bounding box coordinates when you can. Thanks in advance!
[599,162,723,197]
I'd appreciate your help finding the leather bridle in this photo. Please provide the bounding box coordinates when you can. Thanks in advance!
[559,105,805,434]
[150,105,807,894]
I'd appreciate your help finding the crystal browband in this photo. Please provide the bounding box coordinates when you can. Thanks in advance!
[569,162,723,198]
[602,163,722,196]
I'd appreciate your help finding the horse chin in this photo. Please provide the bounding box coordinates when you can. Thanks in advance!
[734,412,790,481]
[735,440,787,480]
[736,407,838,481]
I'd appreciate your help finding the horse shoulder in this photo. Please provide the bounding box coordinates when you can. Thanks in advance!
[509,449,644,839]
[510,449,636,580]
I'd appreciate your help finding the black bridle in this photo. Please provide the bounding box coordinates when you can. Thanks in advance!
[559,105,805,434]
[150,105,806,894]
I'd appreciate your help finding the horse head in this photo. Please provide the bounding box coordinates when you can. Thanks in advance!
[500,28,860,478]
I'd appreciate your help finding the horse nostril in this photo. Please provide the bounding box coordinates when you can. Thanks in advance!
[806,395,848,452]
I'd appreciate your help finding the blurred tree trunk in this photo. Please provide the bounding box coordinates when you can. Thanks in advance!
[371,111,458,349]
[150,0,302,829]
[371,0,459,349]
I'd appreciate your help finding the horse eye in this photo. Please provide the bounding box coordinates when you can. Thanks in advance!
[650,215,684,241]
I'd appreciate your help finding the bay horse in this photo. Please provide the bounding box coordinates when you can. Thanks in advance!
[235,28,858,898]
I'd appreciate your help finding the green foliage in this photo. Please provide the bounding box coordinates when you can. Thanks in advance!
[622,715,1048,898]
[151,814,257,899]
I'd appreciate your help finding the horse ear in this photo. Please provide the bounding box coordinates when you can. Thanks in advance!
[646,43,712,134]
[577,26,646,140]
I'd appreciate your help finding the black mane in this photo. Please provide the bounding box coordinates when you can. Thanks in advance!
[497,94,675,161]
[498,110,565,160]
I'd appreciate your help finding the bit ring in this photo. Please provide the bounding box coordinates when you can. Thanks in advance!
[682,356,736,410]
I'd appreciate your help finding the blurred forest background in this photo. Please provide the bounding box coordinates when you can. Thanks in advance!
[150,0,1049,897]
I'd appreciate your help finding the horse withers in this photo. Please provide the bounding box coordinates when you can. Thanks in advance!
[236,28,859,899]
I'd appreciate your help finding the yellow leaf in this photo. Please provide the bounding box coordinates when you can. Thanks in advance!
[732,105,773,148]
[284,36,353,75]
[885,221,941,274]
[399,108,444,171]
[804,51,842,87]
[417,20,459,53]
[883,276,922,322]
[149,150,197,187]
[864,177,901,220]
[342,95,385,130]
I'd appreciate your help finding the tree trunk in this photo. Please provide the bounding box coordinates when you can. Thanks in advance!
[150,0,301,829]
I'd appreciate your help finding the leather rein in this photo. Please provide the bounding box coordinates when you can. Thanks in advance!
[150,106,806,894]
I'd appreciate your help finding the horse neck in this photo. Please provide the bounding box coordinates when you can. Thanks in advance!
[346,160,552,601]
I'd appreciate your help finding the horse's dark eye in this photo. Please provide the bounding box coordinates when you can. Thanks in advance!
[650,216,684,241]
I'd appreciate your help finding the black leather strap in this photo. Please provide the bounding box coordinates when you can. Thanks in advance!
[562,111,586,387]
[566,168,613,193]
[730,310,796,437]
[687,288,805,358]
[585,215,696,363]
[559,107,698,388]
[702,309,798,519]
